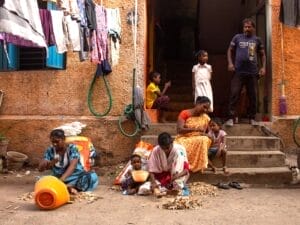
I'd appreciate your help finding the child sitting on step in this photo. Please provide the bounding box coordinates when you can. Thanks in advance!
[146,71,171,123]
[207,118,228,174]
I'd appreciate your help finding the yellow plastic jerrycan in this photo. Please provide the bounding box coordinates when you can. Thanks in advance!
[34,175,70,210]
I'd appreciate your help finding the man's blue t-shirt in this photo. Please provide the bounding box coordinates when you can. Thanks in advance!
[230,34,264,75]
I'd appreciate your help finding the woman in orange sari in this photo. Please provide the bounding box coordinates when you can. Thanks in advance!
[175,96,211,173]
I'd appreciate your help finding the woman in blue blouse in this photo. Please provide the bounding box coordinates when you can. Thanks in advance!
[39,129,98,194]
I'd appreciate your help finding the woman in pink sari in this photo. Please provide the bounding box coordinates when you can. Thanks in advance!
[148,132,190,196]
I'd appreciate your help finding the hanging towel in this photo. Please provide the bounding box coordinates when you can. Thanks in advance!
[0,33,42,48]
[280,0,300,27]
[79,27,89,61]
[50,10,68,53]
[39,9,56,46]
[134,86,151,130]
[0,0,47,48]
[91,4,108,63]
[69,0,80,21]
[65,15,81,51]
[107,8,121,66]
[85,0,97,31]
[77,0,87,27]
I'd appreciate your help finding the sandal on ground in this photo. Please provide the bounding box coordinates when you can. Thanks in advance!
[229,181,243,190]
[216,182,230,190]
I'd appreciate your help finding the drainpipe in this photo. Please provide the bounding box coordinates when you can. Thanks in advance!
[265,0,273,120]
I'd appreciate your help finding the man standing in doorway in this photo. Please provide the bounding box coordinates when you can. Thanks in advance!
[225,18,266,126]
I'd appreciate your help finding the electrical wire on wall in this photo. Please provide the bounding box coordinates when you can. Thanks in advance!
[118,0,141,137]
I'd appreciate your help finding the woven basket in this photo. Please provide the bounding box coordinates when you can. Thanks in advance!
[7,151,28,170]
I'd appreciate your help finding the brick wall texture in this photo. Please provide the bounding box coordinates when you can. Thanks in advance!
[0,0,300,164]
[0,0,146,164]
[271,0,300,116]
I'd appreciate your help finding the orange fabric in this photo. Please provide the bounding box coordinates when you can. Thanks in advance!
[146,109,159,123]
[175,114,211,172]
[178,110,192,121]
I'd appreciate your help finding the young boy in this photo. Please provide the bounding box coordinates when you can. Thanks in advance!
[146,71,171,123]
[121,154,149,195]
[207,118,228,173]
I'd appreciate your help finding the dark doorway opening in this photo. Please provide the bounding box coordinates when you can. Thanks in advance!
[147,0,269,121]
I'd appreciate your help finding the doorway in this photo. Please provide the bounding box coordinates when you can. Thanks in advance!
[147,0,270,121]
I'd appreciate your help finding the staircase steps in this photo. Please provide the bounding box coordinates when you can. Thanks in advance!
[168,94,194,102]
[225,136,280,151]
[224,124,265,136]
[141,123,292,185]
[226,151,286,168]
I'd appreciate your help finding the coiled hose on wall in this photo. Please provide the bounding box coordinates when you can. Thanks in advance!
[87,72,113,117]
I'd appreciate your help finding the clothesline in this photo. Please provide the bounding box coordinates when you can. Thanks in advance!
[0,0,122,67]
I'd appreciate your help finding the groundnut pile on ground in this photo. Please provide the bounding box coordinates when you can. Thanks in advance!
[189,181,218,197]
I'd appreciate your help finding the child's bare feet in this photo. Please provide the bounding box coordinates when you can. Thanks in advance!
[212,167,217,174]
[223,167,229,174]
[153,188,164,198]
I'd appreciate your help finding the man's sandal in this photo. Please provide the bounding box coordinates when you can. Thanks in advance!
[229,181,243,190]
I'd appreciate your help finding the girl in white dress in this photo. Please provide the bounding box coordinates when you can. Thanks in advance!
[192,50,213,112]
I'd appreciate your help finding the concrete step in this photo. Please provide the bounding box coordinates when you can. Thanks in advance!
[141,136,285,168]
[223,124,264,136]
[226,151,286,168]
[168,94,194,102]
[169,101,194,111]
[225,136,280,151]
[145,123,177,135]
[168,86,192,94]
[141,134,170,146]
[188,166,293,185]
[171,79,192,86]
[165,111,180,122]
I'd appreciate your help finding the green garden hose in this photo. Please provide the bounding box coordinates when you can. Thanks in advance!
[293,117,300,147]
[87,73,112,117]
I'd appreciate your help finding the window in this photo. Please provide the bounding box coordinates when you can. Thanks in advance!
[0,1,66,71]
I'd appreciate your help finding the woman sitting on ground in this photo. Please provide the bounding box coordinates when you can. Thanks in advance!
[174,96,212,173]
[38,129,99,194]
[148,132,190,196]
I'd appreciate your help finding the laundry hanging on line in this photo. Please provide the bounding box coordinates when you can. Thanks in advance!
[0,0,122,67]
[279,0,300,28]
[0,0,47,48]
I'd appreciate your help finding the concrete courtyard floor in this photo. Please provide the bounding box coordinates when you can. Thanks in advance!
[0,168,300,225]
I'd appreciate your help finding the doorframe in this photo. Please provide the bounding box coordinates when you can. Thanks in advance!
[265,0,273,120]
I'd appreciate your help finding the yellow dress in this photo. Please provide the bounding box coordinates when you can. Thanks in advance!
[174,113,211,172]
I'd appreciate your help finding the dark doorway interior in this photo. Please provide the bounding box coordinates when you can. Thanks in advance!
[147,0,268,121]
